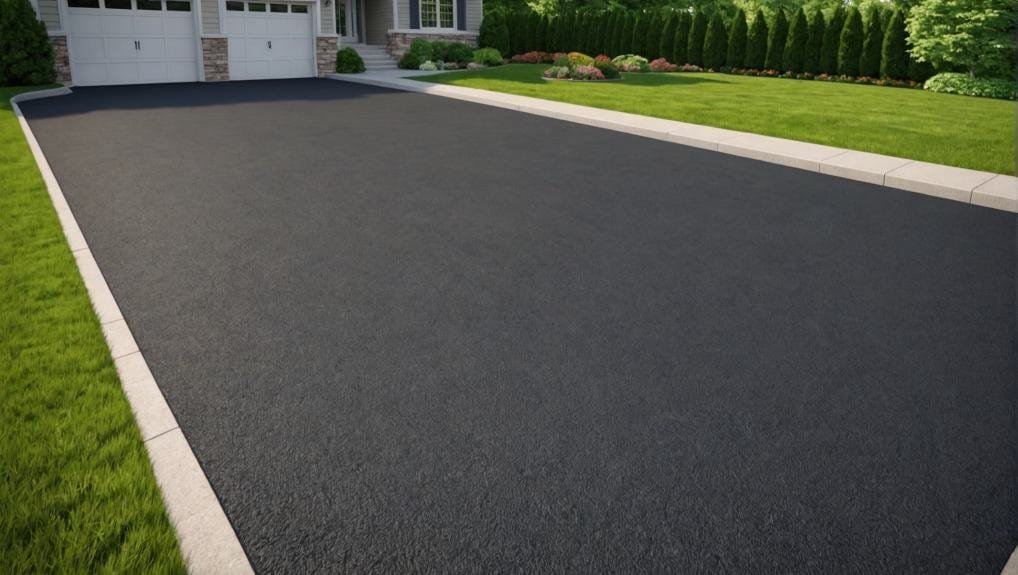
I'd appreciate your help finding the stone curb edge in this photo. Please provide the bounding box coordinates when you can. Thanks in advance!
[327,73,1017,214]
[10,88,254,575]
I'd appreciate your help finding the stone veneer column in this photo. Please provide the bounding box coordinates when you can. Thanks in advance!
[316,37,338,77]
[50,36,71,83]
[201,37,229,81]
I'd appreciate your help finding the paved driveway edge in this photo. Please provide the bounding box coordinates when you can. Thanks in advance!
[327,73,1016,213]
[11,88,255,575]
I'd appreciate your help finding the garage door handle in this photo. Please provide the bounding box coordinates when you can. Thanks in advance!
[267,40,272,49]
[134,40,140,50]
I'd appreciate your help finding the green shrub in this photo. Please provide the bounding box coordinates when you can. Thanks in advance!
[612,54,650,72]
[702,12,727,70]
[473,47,503,66]
[0,0,56,86]
[398,51,421,70]
[445,42,474,65]
[859,6,883,77]
[567,52,595,67]
[594,60,620,79]
[645,12,663,60]
[409,38,433,61]
[726,9,748,71]
[837,7,863,76]
[924,72,1017,100]
[687,11,707,66]
[335,47,365,73]
[804,8,825,74]
[819,6,844,75]
[479,10,510,55]
[418,60,438,71]
[783,7,808,73]
[744,9,768,69]
[764,9,788,71]
[881,8,908,79]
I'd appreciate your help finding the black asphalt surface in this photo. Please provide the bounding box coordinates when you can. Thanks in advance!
[21,79,1016,573]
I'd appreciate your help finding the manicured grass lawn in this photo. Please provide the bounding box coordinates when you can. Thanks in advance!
[419,64,1015,174]
[0,87,185,573]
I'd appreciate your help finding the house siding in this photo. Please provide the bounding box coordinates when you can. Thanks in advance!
[201,0,220,34]
[37,0,61,31]
[364,0,390,44]
[320,0,335,34]
[463,0,479,32]
[396,0,408,29]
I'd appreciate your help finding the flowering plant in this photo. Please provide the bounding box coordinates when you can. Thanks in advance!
[567,52,595,67]
[594,54,611,63]
[611,54,649,72]
[649,58,678,72]
[572,65,606,80]
[511,51,553,64]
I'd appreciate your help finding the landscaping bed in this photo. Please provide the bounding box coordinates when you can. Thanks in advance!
[416,63,1014,174]
[0,86,185,573]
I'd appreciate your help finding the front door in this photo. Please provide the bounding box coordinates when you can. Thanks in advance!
[337,0,358,43]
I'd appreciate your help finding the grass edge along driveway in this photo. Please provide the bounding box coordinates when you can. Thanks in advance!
[0,86,186,574]
[419,64,1014,175]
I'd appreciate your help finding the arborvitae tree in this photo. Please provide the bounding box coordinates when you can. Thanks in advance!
[819,6,844,74]
[881,8,908,78]
[620,13,635,55]
[591,12,606,55]
[783,7,808,73]
[659,14,678,63]
[765,9,788,70]
[0,0,56,85]
[726,9,748,69]
[687,11,707,66]
[745,8,768,68]
[527,12,540,52]
[838,7,863,76]
[536,15,549,52]
[509,11,526,55]
[479,10,510,55]
[859,5,883,77]
[574,13,589,54]
[672,12,691,64]
[632,13,650,56]
[804,8,825,74]
[702,12,728,69]
[645,12,663,60]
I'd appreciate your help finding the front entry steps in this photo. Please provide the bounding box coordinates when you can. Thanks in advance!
[341,43,397,71]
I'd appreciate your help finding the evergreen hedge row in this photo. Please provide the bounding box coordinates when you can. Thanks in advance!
[484,3,925,80]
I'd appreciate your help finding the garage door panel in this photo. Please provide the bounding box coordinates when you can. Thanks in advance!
[244,18,269,36]
[226,9,313,81]
[67,0,198,85]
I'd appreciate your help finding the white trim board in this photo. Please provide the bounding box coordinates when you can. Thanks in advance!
[326,72,1017,214]
[10,87,254,575]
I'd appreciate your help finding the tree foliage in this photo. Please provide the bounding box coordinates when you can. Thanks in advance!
[745,8,769,68]
[673,12,692,64]
[703,11,728,68]
[687,11,708,66]
[819,5,844,74]
[726,9,749,68]
[645,12,663,59]
[803,8,824,74]
[0,0,56,85]
[783,7,808,72]
[764,8,788,70]
[906,0,1016,78]
[660,14,678,62]
[838,7,863,75]
[479,9,511,55]
[859,5,884,76]
[881,8,908,78]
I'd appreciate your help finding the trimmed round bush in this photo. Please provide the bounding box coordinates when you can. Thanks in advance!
[409,38,433,61]
[398,52,421,70]
[419,60,438,71]
[612,54,650,72]
[0,0,56,85]
[923,73,1017,100]
[335,47,365,73]
[594,60,620,79]
[445,42,474,65]
[473,47,503,66]
[567,52,594,67]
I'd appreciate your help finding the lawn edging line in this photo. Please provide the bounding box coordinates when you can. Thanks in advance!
[11,89,254,575]
[326,73,1017,213]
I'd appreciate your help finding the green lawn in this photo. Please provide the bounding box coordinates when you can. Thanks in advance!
[0,87,185,573]
[419,64,1015,175]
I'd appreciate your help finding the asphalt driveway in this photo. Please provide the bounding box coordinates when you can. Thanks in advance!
[21,79,1016,573]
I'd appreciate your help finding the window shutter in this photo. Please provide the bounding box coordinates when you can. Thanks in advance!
[455,0,465,30]
[409,0,419,29]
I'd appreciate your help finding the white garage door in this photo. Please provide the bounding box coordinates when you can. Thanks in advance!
[66,0,198,86]
[224,1,314,80]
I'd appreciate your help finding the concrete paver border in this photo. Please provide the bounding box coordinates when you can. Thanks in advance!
[327,72,1017,214]
[11,88,254,575]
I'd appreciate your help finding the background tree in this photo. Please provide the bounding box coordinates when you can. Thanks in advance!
[509,11,525,55]
[906,0,1016,78]
[803,8,824,73]
[620,13,635,54]
[783,7,807,72]
[764,8,788,70]
[632,13,651,56]
[745,8,768,68]
[859,6,884,76]
[593,12,609,54]
[881,8,908,78]
[838,7,863,75]
[575,12,590,54]
[536,15,549,51]
[819,5,844,74]
[610,11,624,55]
[659,13,677,61]
[687,11,708,65]
[479,9,511,55]
[703,11,728,68]
[726,9,748,68]
[673,12,692,64]
[645,12,663,59]
[527,12,540,52]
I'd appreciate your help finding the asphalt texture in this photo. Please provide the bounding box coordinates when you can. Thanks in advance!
[21,79,1017,574]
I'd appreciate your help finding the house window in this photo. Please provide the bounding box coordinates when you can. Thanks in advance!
[226,0,243,8]
[291,3,306,12]
[420,0,452,28]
